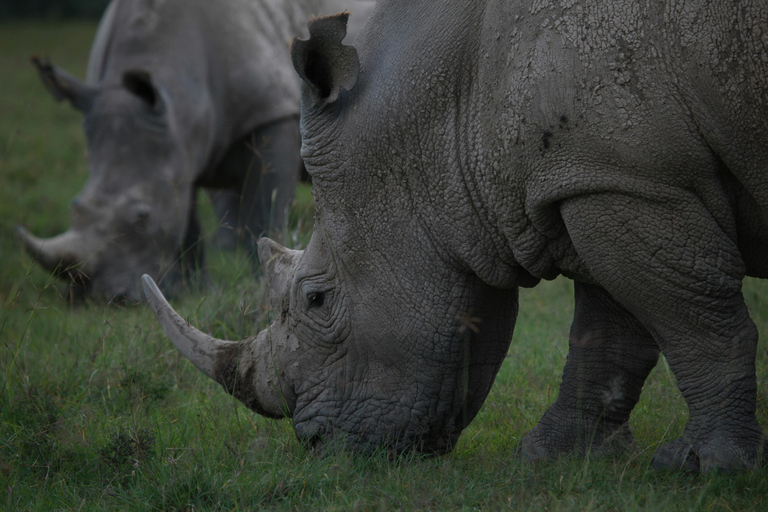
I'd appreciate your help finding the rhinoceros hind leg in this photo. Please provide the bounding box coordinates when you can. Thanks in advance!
[161,193,207,296]
[561,192,766,473]
[521,422,638,463]
[651,428,768,473]
[522,282,659,461]
[238,118,300,256]
[180,194,205,278]
[206,187,240,251]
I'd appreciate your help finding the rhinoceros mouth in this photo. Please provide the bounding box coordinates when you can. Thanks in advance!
[294,424,460,457]
[291,404,464,456]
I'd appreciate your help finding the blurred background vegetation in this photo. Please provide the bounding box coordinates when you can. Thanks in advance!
[0,0,109,21]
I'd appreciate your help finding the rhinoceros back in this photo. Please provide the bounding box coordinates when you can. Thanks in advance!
[84,0,368,152]
[86,0,119,83]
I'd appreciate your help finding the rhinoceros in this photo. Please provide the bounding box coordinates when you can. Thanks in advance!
[144,1,768,472]
[17,0,373,301]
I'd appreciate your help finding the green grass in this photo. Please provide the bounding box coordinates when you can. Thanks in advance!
[1,23,768,511]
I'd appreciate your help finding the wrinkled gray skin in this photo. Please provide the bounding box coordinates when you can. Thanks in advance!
[145,1,768,472]
[18,0,373,301]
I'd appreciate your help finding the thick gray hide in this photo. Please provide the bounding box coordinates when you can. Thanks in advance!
[147,1,768,471]
[19,0,373,300]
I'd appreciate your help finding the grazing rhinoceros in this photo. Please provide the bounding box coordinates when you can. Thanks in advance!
[144,1,768,472]
[17,0,373,301]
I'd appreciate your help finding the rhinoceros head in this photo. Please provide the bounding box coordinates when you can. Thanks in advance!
[19,59,197,301]
[144,13,518,454]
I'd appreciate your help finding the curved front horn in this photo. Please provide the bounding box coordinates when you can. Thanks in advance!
[16,226,87,276]
[142,274,228,379]
[142,274,294,418]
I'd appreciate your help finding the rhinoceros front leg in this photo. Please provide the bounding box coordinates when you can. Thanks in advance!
[239,118,300,251]
[206,187,241,251]
[162,192,208,294]
[522,282,659,461]
[558,191,767,472]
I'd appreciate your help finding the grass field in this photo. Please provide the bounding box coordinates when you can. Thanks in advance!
[1,23,768,511]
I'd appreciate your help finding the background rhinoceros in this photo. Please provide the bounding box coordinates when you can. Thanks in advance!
[146,1,768,472]
[17,0,373,301]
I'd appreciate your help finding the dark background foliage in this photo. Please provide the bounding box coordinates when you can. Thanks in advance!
[0,0,109,20]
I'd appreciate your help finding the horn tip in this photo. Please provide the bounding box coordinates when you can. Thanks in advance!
[15,225,29,238]
[141,274,162,301]
[15,225,40,256]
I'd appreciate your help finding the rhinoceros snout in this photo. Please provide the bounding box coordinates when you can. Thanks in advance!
[143,274,294,418]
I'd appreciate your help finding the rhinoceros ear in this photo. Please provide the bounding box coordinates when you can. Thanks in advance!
[122,69,162,112]
[31,56,97,111]
[291,12,359,104]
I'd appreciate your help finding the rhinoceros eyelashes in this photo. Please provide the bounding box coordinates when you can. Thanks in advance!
[134,208,150,227]
[300,281,336,321]
[302,285,329,311]
[307,291,325,308]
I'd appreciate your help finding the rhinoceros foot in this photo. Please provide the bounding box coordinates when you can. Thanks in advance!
[520,418,637,463]
[651,428,768,473]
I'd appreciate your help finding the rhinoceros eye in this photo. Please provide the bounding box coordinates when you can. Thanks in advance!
[307,291,325,308]
[132,207,151,227]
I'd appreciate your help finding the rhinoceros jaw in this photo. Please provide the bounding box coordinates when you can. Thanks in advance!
[141,274,228,379]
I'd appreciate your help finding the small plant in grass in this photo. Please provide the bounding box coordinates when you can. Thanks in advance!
[98,428,155,478]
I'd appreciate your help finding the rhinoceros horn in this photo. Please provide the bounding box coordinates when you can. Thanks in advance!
[142,274,293,418]
[16,226,92,279]
[31,56,97,112]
